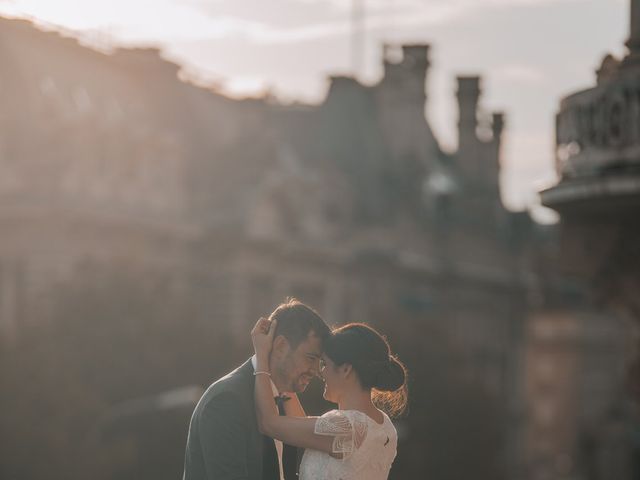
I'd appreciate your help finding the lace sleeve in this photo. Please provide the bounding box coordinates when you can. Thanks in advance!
[314,410,368,460]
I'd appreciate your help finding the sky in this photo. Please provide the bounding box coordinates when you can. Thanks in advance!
[0,0,629,219]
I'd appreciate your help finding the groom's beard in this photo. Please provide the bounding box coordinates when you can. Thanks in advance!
[275,370,312,393]
[291,372,314,392]
[274,359,314,393]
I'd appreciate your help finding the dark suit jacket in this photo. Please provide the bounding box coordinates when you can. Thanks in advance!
[183,359,274,480]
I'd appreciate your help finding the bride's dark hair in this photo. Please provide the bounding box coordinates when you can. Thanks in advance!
[323,323,408,417]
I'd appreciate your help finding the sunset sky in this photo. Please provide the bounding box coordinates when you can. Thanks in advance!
[0,0,628,218]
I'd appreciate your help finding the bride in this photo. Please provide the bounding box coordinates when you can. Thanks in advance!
[251,317,407,480]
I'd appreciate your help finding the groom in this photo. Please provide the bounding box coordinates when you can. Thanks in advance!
[183,299,331,480]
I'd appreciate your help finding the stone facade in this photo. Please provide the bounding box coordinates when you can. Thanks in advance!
[522,309,633,480]
[0,15,566,480]
[538,2,640,480]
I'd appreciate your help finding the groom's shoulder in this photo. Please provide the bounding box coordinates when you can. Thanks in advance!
[212,360,252,391]
[197,359,253,409]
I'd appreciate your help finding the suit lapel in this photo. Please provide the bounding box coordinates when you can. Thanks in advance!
[234,359,280,479]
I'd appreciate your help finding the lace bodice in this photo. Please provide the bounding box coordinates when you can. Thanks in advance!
[299,409,398,480]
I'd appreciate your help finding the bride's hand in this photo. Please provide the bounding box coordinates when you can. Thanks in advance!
[251,317,277,360]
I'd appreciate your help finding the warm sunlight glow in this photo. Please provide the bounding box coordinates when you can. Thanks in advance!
[0,0,627,211]
[0,0,246,42]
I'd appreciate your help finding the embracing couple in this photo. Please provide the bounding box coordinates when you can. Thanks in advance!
[183,298,407,480]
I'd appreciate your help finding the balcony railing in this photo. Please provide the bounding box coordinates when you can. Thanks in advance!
[555,69,640,179]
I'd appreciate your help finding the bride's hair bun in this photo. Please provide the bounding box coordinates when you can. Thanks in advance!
[324,323,408,416]
[373,356,406,392]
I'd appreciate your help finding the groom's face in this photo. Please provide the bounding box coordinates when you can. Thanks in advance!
[274,331,323,393]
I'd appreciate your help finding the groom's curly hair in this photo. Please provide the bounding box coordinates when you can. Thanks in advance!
[268,298,330,348]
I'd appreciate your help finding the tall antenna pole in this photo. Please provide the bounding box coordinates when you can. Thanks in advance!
[351,0,364,78]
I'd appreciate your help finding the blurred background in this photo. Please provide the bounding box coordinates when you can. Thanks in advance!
[0,1,639,479]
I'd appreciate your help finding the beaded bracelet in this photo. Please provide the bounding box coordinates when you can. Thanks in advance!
[253,371,271,377]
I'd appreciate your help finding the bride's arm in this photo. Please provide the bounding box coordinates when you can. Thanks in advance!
[283,393,306,417]
[255,369,333,452]
[252,319,333,454]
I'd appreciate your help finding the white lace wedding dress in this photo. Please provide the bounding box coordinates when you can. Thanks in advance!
[299,409,398,480]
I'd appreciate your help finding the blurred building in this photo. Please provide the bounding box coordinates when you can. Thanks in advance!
[538,1,640,479]
[0,13,622,480]
[523,309,633,480]
[540,0,640,322]
[0,17,529,369]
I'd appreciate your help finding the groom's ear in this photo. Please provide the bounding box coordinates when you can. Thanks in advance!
[272,334,290,359]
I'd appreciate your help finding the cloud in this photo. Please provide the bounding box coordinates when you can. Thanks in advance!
[494,64,547,84]
[180,0,593,45]
[0,0,594,46]
[0,0,273,42]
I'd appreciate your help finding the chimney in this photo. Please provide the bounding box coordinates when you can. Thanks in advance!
[456,76,481,153]
[492,112,504,143]
[401,45,430,69]
[489,112,505,188]
[381,44,430,93]
[625,0,640,66]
